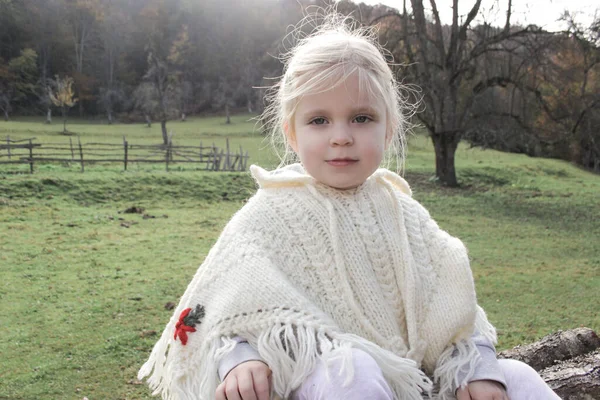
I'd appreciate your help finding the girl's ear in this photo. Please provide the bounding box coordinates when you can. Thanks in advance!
[284,121,298,152]
[385,128,394,149]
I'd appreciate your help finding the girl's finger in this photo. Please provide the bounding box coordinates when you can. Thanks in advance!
[251,369,271,400]
[215,382,227,400]
[456,387,472,400]
[237,370,258,400]
[225,375,242,400]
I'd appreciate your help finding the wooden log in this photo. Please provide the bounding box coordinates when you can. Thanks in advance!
[498,327,600,371]
[498,328,600,400]
[541,350,600,399]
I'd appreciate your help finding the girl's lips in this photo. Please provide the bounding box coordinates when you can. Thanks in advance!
[326,159,358,167]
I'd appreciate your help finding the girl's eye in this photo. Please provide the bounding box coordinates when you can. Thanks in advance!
[354,115,372,123]
[309,117,327,125]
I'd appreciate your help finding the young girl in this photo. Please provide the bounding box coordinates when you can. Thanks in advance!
[139,14,560,400]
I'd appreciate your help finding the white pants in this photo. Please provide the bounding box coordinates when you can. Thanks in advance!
[291,349,560,400]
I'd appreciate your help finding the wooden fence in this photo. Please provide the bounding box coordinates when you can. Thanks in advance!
[0,136,249,173]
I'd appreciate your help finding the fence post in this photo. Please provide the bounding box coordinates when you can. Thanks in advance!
[78,136,84,172]
[165,134,172,172]
[70,138,75,161]
[212,142,217,171]
[165,142,169,172]
[239,145,243,171]
[7,135,10,160]
[28,139,34,174]
[226,138,230,171]
[199,140,203,164]
[123,135,128,171]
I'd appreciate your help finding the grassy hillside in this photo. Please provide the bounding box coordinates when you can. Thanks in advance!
[1,117,598,399]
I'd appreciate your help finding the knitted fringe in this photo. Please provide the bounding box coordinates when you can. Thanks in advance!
[140,323,432,399]
[340,333,433,400]
[432,306,496,400]
[433,339,480,400]
[246,327,432,400]
[138,334,228,400]
[475,305,497,344]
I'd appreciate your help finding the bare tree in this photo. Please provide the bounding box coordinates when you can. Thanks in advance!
[215,77,235,124]
[375,0,543,186]
[145,51,172,144]
[48,75,78,134]
[0,48,39,121]
[536,13,600,171]
[65,0,99,117]
[97,1,125,124]
[133,82,159,128]
[175,80,193,121]
[26,0,65,123]
[138,0,187,145]
[98,86,124,125]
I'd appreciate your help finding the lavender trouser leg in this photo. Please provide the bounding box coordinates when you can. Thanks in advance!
[290,350,560,400]
[290,349,394,400]
[499,359,561,400]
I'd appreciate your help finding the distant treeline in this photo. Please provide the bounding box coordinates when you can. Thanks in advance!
[0,0,598,177]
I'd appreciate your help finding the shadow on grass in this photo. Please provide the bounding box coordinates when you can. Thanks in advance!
[408,166,598,235]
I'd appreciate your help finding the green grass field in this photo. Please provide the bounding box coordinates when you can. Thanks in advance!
[1,116,599,399]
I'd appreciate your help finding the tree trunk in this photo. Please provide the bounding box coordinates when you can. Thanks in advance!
[107,111,113,125]
[181,112,186,122]
[62,107,67,133]
[46,109,52,124]
[431,132,459,187]
[161,119,168,145]
[225,104,231,124]
[145,114,151,128]
[3,109,8,121]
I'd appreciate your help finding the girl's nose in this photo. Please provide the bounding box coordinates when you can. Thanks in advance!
[330,126,354,146]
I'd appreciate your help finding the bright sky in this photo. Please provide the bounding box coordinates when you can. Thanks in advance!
[353,0,598,31]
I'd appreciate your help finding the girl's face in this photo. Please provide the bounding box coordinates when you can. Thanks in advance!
[288,73,389,190]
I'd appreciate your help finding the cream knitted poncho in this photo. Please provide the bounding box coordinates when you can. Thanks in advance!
[139,164,497,400]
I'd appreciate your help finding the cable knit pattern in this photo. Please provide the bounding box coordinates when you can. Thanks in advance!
[139,164,497,400]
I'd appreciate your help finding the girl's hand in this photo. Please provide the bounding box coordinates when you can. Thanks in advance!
[215,360,272,400]
[456,380,509,400]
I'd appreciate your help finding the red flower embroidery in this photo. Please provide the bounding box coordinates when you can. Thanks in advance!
[173,305,204,345]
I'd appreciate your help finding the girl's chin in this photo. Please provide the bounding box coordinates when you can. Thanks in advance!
[319,180,364,190]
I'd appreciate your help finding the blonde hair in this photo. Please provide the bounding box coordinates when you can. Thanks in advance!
[261,12,416,171]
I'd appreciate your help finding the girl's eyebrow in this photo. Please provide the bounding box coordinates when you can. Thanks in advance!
[300,106,379,117]
[351,106,379,114]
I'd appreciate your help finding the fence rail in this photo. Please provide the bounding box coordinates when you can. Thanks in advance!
[0,136,249,173]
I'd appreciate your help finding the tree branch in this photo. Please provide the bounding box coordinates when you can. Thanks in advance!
[428,0,446,60]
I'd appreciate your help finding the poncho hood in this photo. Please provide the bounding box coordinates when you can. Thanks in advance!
[250,163,412,196]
